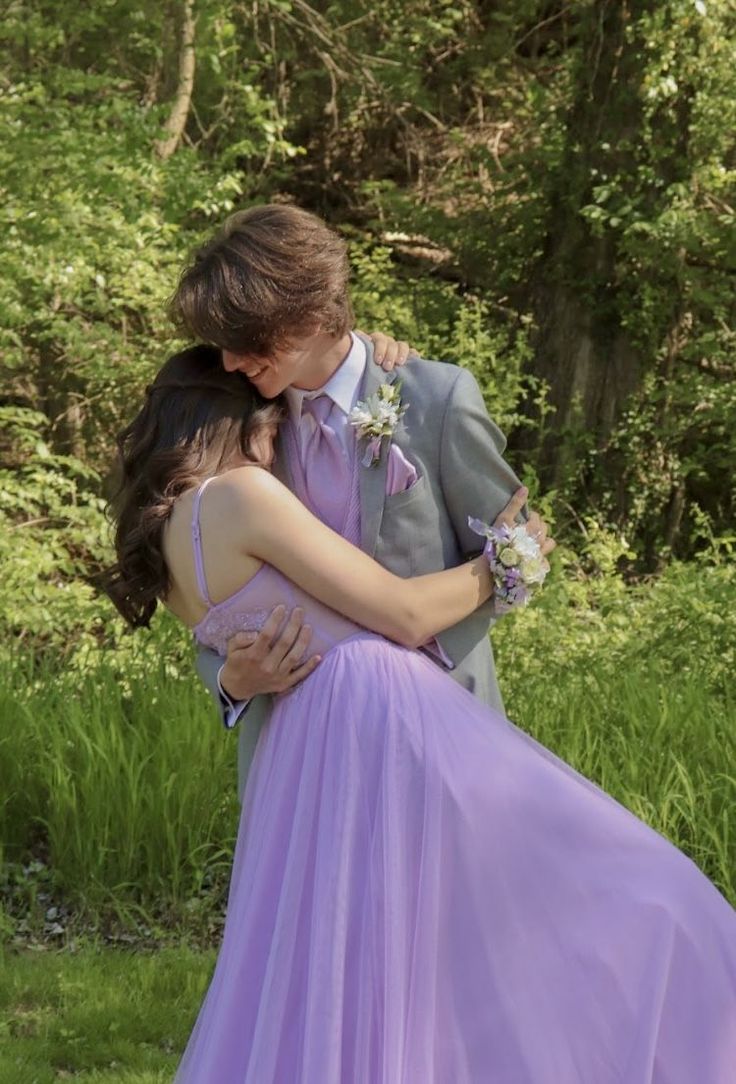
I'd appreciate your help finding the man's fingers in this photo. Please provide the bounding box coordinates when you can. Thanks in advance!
[277,624,313,673]
[494,486,528,526]
[279,654,322,690]
[228,604,286,662]
[226,630,259,653]
[541,537,556,556]
[264,607,305,668]
[259,604,287,642]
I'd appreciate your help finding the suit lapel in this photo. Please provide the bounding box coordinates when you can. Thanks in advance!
[358,336,396,557]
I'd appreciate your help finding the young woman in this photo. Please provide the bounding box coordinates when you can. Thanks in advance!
[106,346,736,1084]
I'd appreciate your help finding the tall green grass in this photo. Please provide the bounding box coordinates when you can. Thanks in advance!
[1,651,240,926]
[1,658,733,1081]
[502,666,736,902]
[1,553,735,930]
[1,652,734,932]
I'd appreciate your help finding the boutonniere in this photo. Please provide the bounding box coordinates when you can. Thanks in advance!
[348,382,408,467]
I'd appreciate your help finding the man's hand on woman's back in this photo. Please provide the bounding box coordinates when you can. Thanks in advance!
[220,605,321,702]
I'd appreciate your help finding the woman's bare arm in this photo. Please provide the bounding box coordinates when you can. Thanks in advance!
[209,466,492,649]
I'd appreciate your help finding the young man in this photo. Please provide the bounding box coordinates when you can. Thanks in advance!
[171,203,553,800]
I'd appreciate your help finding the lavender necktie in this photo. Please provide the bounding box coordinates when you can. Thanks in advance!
[300,395,351,534]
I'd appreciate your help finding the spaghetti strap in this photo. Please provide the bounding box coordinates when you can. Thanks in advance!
[191,477,215,608]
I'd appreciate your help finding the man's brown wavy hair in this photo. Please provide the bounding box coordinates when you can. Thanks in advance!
[103,345,284,629]
[169,204,354,355]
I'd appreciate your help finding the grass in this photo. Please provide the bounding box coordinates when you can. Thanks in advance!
[0,941,213,1082]
[1,599,734,936]
[1,650,240,931]
[503,665,736,901]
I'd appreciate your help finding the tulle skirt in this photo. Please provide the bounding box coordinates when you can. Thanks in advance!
[175,634,736,1083]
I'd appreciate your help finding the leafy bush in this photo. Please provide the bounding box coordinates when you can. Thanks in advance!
[494,521,736,698]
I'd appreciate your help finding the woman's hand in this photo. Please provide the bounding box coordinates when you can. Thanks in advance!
[360,330,417,371]
[494,486,556,557]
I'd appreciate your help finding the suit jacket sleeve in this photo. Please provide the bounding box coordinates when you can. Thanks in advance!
[439,366,527,561]
[195,641,251,730]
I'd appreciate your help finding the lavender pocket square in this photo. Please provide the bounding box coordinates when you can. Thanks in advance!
[385,444,419,496]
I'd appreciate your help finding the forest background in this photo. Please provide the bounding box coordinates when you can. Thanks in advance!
[1,1,735,1079]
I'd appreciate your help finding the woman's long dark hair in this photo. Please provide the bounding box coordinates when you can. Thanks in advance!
[103,345,284,628]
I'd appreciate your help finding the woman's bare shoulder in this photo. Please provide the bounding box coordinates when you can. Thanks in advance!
[202,467,298,539]
[207,464,289,507]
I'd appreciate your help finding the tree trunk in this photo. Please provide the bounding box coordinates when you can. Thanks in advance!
[525,0,658,485]
[36,340,86,459]
[155,0,196,160]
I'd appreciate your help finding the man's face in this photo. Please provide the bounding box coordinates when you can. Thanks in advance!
[222,331,321,398]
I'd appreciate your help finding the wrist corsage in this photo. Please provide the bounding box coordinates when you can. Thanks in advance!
[349,382,407,467]
[468,516,549,613]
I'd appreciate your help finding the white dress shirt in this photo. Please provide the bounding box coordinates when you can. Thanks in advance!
[284,332,367,458]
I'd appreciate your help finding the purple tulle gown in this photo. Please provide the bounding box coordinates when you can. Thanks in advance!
[174,557,736,1083]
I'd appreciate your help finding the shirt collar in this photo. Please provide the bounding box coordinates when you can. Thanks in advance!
[284,332,367,426]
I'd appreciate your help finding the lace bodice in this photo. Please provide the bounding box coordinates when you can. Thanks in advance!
[193,562,364,656]
[191,479,364,657]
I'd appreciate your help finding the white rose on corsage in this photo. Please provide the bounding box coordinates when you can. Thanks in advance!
[468,516,550,613]
[348,382,407,467]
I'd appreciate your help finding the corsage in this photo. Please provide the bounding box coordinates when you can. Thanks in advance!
[468,516,549,613]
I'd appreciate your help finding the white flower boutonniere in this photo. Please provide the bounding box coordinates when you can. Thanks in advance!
[349,382,407,467]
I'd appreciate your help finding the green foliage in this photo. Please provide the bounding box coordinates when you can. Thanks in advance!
[494,530,736,700]
[493,536,736,901]
[571,0,736,556]
[349,239,532,429]
[2,0,734,558]
[344,0,736,558]
[1,77,238,466]
[0,407,113,657]
[0,4,300,472]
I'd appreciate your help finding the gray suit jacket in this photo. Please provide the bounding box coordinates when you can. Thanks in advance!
[197,338,525,801]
